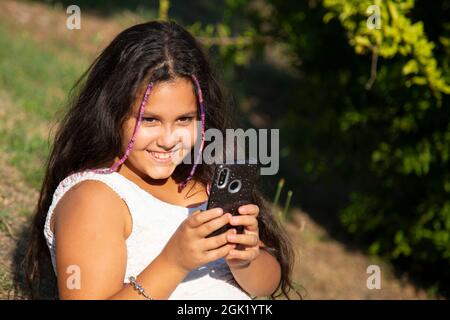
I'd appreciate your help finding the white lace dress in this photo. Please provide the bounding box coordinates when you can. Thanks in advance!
[43,169,252,300]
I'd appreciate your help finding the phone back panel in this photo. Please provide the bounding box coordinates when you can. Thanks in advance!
[206,163,259,237]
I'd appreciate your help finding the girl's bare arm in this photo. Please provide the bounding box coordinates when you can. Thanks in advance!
[229,248,282,298]
[54,180,188,299]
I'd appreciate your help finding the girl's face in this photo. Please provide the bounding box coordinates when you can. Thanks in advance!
[121,77,198,180]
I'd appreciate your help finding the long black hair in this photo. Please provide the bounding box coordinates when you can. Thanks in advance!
[23,20,300,299]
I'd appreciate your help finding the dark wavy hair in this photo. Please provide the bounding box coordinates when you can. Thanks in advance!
[23,20,301,300]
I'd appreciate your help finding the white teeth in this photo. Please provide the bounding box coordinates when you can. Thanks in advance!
[150,151,172,160]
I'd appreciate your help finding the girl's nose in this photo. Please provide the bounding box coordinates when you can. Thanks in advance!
[156,126,179,150]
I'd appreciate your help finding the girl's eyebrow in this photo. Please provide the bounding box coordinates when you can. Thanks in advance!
[177,111,197,117]
[142,111,198,118]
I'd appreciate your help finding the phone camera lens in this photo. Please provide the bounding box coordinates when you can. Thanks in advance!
[217,168,229,188]
[228,180,241,193]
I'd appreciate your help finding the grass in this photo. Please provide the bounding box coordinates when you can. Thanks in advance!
[0,266,14,294]
[0,210,10,233]
[0,22,89,189]
[3,130,50,189]
[0,23,86,120]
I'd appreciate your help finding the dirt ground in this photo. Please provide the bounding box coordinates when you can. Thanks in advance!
[286,209,429,299]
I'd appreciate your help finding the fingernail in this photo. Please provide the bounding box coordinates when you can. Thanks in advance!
[230,217,238,224]
[216,208,223,214]
[227,234,236,240]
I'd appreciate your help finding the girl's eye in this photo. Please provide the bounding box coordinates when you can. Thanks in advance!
[142,117,158,124]
[177,116,194,124]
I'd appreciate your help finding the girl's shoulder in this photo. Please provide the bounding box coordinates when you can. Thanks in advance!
[55,178,126,212]
[48,171,132,239]
[53,170,128,202]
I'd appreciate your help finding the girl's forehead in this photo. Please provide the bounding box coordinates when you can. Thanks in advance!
[134,78,197,113]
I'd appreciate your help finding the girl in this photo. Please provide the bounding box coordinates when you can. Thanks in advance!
[24,20,298,300]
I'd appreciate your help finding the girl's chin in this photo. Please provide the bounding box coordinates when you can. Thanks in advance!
[144,166,176,180]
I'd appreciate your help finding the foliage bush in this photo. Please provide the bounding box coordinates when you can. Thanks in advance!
[225,0,450,294]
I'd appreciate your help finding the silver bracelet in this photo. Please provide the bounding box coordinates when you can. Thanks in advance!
[128,276,153,300]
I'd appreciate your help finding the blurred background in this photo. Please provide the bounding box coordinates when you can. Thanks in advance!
[0,0,449,299]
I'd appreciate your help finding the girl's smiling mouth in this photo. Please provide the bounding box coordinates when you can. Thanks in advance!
[146,149,181,163]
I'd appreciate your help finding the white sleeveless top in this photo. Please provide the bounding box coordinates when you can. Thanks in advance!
[43,169,252,300]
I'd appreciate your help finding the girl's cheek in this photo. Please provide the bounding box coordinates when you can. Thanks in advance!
[172,124,197,150]
[135,127,160,147]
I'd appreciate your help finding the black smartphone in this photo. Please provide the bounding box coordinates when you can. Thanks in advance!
[205,162,259,238]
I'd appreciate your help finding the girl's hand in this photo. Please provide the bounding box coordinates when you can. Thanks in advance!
[224,204,261,269]
[159,208,237,274]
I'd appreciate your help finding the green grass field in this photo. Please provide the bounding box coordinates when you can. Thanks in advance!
[0,21,90,189]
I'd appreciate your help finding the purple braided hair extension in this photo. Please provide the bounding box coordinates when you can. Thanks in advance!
[178,74,206,191]
[89,82,154,174]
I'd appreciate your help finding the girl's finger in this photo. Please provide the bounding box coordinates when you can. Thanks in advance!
[187,208,224,228]
[229,215,258,230]
[197,213,232,238]
[238,204,259,216]
[205,243,236,261]
[202,228,236,251]
[226,233,259,247]
[228,248,258,261]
